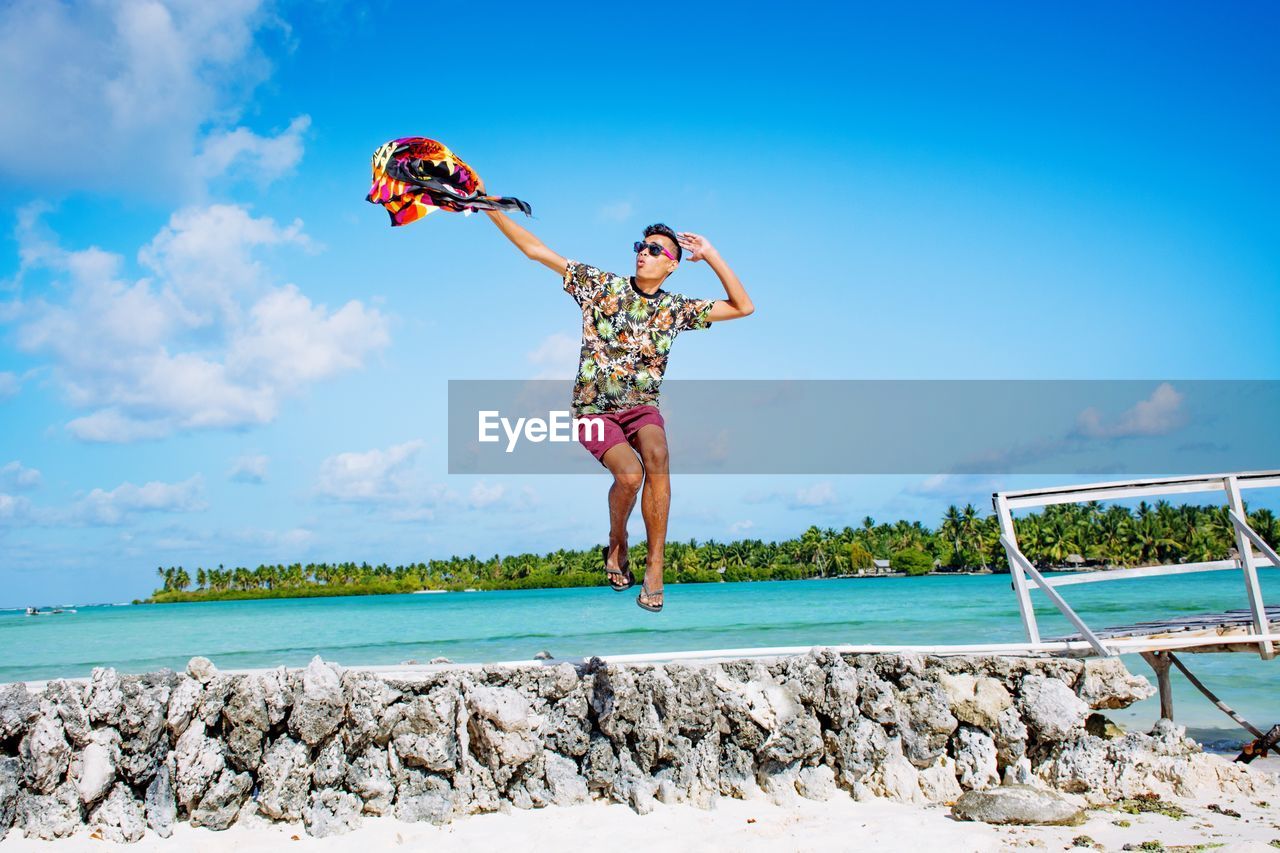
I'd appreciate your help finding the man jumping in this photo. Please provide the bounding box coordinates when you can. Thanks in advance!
[483,200,754,612]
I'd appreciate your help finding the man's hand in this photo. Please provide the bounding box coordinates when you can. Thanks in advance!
[678,231,754,322]
[676,232,717,262]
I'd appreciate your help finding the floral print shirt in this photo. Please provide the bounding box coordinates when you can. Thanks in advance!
[564,260,715,415]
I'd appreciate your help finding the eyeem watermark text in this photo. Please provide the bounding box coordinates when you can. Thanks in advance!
[478,410,604,452]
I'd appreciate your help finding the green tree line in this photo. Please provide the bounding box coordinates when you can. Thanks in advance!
[148,500,1280,602]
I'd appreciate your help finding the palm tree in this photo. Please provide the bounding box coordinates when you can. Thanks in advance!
[940,505,963,562]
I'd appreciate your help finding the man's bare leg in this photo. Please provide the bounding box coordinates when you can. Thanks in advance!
[631,424,670,607]
[601,443,644,579]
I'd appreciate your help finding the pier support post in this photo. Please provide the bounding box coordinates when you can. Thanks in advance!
[1140,651,1174,720]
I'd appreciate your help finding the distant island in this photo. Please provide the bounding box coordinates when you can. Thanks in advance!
[146,500,1279,603]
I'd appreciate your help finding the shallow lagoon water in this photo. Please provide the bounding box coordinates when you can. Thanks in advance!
[2,570,1275,746]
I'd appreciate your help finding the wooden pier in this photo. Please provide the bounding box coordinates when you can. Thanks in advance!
[1049,606,1280,655]
[994,470,1277,748]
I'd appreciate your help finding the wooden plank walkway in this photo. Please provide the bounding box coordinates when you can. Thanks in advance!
[1051,604,1279,649]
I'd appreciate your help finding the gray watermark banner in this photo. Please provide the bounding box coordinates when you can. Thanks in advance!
[447,380,1280,475]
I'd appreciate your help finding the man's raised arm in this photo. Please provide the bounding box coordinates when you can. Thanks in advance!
[677,232,755,322]
[483,209,567,275]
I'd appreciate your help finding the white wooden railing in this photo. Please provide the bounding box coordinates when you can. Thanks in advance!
[993,470,1280,659]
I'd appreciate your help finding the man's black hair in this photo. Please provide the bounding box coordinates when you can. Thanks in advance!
[643,223,681,262]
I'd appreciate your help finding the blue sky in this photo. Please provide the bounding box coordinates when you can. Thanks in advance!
[1,0,1277,606]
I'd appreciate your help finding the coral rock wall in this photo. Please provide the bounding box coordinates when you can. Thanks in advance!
[0,651,1271,842]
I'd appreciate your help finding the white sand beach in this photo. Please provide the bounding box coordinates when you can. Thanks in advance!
[3,761,1278,853]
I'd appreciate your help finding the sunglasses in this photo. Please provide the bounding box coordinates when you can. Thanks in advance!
[633,240,677,261]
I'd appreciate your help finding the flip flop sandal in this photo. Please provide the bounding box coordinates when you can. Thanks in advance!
[603,546,635,591]
[636,584,664,612]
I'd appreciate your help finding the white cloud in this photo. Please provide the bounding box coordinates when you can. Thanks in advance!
[597,201,633,223]
[315,441,424,503]
[0,493,32,524]
[791,482,838,508]
[743,481,841,510]
[0,372,18,400]
[73,475,207,526]
[231,526,313,551]
[906,474,1006,499]
[468,481,506,509]
[8,205,389,441]
[229,454,269,484]
[0,0,304,196]
[1075,383,1186,440]
[1,461,42,490]
[196,116,311,185]
[229,284,389,389]
[729,519,755,534]
[139,204,309,326]
[526,333,580,379]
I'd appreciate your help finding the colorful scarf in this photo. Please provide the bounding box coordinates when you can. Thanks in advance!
[366,137,532,226]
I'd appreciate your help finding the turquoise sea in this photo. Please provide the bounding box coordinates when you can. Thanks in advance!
[2,571,1275,749]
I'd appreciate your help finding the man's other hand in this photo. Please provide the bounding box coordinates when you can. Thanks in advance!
[677,232,717,262]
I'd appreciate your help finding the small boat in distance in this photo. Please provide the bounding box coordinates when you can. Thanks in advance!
[25,606,77,616]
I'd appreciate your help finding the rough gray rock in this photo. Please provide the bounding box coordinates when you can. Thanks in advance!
[938,673,1013,729]
[465,683,539,785]
[1018,675,1089,742]
[392,692,458,773]
[223,675,269,772]
[1076,659,1155,710]
[89,782,147,843]
[69,727,120,805]
[346,745,395,815]
[342,671,400,753]
[189,768,251,830]
[918,755,964,802]
[612,747,657,814]
[993,705,1029,765]
[816,656,861,729]
[896,673,958,767]
[304,788,363,837]
[85,667,124,724]
[394,768,454,824]
[173,719,224,812]
[953,725,999,791]
[44,681,90,747]
[17,781,81,839]
[165,676,202,739]
[759,714,822,766]
[256,736,311,821]
[0,756,20,840]
[261,666,294,726]
[857,675,898,725]
[951,783,1086,825]
[186,656,218,684]
[118,677,169,758]
[313,737,347,788]
[144,758,176,838]
[291,657,346,746]
[866,737,924,804]
[196,674,233,727]
[0,683,39,741]
[543,750,588,806]
[796,764,837,800]
[19,702,71,793]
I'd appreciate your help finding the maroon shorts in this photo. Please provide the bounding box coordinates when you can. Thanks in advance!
[576,405,665,466]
